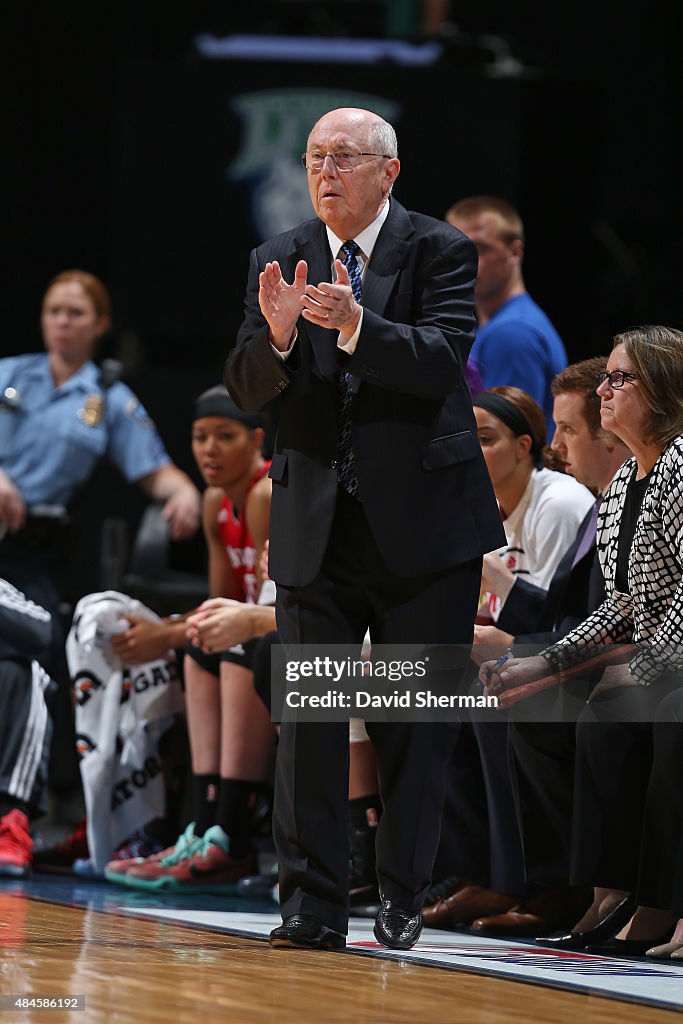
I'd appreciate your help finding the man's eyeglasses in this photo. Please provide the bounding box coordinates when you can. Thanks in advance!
[597,370,639,389]
[301,150,392,173]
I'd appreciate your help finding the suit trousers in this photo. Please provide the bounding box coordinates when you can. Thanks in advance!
[435,713,526,896]
[506,680,590,889]
[509,720,577,889]
[273,489,482,933]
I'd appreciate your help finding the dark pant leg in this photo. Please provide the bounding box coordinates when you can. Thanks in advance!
[572,677,683,890]
[366,718,459,912]
[366,552,481,911]
[272,498,371,933]
[273,589,364,932]
[470,719,526,893]
[272,493,479,928]
[432,720,490,886]
[436,668,526,895]
[0,550,77,792]
[274,717,353,930]
[508,718,577,888]
[0,657,53,819]
[636,688,683,910]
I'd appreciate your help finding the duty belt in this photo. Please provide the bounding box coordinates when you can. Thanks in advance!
[0,513,71,553]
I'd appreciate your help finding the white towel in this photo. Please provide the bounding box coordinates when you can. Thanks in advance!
[66,591,184,871]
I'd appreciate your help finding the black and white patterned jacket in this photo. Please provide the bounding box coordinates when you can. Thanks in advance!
[543,436,683,684]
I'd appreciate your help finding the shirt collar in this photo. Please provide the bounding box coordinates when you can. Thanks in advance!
[325,200,390,263]
[33,355,99,393]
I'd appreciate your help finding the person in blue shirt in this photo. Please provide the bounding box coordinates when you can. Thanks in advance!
[446,196,568,440]
[0,269,201,658]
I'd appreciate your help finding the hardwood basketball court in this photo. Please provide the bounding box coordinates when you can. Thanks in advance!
[1,878,682,1023]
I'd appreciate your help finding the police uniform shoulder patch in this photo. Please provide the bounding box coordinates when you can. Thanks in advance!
[124,396,153,428]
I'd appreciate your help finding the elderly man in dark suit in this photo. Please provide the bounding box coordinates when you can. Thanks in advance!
[225,106,504,950]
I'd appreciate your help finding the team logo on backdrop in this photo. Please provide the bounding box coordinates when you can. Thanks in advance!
[227,89,400,240]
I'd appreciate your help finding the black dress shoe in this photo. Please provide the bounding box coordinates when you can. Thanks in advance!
[374,897,423,950]
[586,931,676,958]
[536,895,636,950]
[269,914,346,950]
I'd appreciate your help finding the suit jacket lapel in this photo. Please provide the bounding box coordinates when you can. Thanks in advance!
[294,221,339,378]
[362,200,413,317]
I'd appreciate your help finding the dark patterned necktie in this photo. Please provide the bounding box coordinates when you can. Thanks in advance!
[336,240,362,498]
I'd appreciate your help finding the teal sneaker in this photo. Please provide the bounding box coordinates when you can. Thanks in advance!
[120,824,255,893]
[106,822,199,885]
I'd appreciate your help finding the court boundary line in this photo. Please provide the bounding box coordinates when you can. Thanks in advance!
[118,904,683,1015]
[13,892,682,1016]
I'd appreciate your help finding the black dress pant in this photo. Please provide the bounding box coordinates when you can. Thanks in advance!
[571,676,683,892]
[435,714,526,895]
[635,688,683,913]
[509,719,577,889]
[506,680,590,889]
[273,490,482,933]
[432,720,490,886]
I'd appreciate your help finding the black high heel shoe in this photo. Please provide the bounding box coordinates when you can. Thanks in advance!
[586,930,677,957]
[535,895,636,950]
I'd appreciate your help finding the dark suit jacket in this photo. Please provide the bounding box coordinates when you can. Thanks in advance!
[497,503,605,648]
[225,200,506,588]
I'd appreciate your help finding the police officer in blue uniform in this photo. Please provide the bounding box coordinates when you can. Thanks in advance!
[1,269,202,795]
[0,269,201,663]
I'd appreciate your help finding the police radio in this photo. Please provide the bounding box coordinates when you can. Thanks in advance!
[98,358,124,392]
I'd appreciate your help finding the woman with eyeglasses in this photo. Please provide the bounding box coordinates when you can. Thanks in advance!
[479,324,683,956]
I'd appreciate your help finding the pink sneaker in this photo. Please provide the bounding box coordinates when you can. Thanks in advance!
[122,825,255,893]
[105,823,197,884]
[0,810,34,878]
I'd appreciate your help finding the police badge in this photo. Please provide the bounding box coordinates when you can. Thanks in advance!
[79,393,104,426]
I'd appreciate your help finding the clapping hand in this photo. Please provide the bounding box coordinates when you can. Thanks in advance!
[301,259,361,337]
[259,260,308,351]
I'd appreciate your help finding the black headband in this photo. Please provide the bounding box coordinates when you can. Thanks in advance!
[473,392,544,465]
[193,389,263,428]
